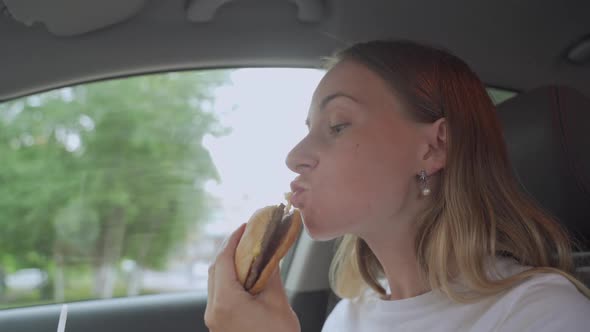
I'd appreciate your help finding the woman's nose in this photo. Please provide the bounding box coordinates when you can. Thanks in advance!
[286,137,317,175]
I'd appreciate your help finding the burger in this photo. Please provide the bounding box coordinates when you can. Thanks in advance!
[234,199,302,295]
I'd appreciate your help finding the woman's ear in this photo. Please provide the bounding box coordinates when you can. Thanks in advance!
[421,118,447,174]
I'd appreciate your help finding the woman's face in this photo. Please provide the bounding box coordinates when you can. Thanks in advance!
[286,60,428,241]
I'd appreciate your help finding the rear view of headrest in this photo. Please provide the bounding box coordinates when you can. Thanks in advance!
[496,86,590,250]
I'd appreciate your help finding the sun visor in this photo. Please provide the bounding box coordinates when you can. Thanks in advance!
[3,0,146,36]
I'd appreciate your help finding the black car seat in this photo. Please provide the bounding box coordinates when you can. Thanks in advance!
[496,86,590,285]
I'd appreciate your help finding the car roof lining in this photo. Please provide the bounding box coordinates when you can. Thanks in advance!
[1,0,589,101]
[2,0,147,36]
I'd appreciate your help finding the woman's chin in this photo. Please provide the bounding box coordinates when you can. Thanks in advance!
[301,215,342,242]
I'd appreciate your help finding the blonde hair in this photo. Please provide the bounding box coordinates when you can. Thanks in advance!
[327,40,590,302]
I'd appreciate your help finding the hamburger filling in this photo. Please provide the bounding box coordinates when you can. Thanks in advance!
[244,204,294,290]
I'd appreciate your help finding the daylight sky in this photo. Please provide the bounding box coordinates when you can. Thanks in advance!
[202,68,325,236]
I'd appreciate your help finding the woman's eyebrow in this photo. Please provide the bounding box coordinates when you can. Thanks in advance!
[319,92,360,111]
[306,92,360,127]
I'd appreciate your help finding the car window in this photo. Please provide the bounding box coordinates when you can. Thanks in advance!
[0,68,323,309]
[0,68,516,310]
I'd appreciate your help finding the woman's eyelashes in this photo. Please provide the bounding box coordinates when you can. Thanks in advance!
[329,122,350,135]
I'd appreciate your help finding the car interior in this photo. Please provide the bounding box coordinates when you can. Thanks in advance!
[0,1,589,331]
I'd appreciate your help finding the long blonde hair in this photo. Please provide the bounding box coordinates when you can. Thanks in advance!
[327,40,590,302]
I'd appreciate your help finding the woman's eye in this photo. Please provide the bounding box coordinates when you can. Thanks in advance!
[330,123,349,135]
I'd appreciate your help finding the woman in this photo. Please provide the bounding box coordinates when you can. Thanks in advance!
[204,40,590,331]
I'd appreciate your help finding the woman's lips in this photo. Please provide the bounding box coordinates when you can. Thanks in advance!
[290,181,308,208]
[290,189,306,208]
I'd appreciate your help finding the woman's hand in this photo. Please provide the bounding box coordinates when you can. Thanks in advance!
[204,223,301,332]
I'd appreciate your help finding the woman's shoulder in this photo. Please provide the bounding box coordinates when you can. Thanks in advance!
[321,298,355,332]
[508,270,589,305]
[497,266,590,331]
[494,257,586,296]
[326,289,377,317]
[322,289,380,332]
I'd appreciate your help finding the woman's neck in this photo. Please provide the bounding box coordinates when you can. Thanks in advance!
[361,217,431,300]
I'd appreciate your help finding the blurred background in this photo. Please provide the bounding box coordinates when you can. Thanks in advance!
[0,68,324,309]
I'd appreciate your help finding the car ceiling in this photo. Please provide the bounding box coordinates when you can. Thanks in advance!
[0,0,589,101]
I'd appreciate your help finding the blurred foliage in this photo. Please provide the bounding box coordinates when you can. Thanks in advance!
[0,70,231,303]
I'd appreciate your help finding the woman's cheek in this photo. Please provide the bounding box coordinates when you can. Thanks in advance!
[302,134,374,239]
[302,203,356,241]
[303,182,368,240]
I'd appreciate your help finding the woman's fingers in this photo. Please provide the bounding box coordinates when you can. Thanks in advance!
[220,223,247,259]
[204,223,300,332]
[204,263,216,328]
[215,224,246,280]
[205,223,247,328]
[207,263,216,304]
[259,267,289,304]
[212,223,247,293]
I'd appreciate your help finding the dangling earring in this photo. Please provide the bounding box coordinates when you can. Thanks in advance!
[419,170,431,196]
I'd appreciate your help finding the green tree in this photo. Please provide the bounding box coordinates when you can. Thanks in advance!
[0,70,230,300]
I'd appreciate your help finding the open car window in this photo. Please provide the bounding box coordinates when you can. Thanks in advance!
[0,68,323,309]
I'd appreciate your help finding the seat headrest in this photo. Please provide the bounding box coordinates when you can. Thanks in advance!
[497,86,590,250]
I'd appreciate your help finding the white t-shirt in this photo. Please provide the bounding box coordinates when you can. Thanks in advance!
[322,258,590,332]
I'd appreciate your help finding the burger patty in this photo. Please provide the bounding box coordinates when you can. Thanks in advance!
[244,204,294,290]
